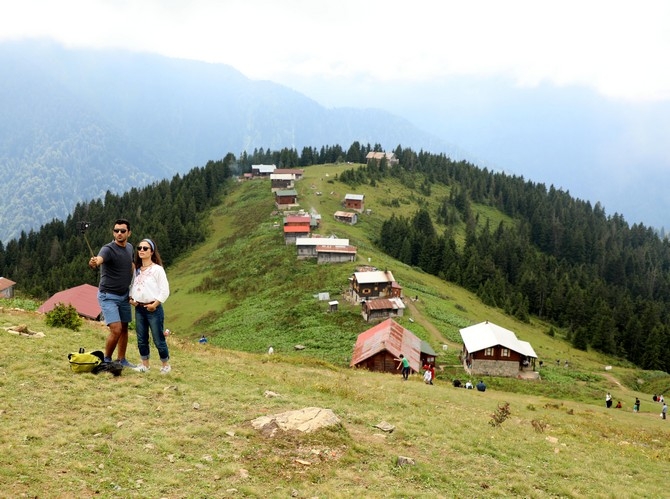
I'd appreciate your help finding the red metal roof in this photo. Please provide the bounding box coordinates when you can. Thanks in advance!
[0,277,16,291]
[350,318,421,371]
[38,284,101,320]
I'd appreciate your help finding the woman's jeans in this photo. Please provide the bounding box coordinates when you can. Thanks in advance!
[135,304,169,362]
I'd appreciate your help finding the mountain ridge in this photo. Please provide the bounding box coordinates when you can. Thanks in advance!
[0,39,451,242]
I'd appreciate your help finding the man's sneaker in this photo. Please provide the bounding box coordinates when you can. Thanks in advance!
[118,358,137,369]
[134,365,149,373]
[160,365,172,375]
[104,357,112,363]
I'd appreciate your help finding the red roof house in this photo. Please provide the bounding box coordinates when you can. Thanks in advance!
[38,284,101,320]
[350,318,421,374]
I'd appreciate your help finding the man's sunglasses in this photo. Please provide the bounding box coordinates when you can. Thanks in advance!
[113,229,127,233]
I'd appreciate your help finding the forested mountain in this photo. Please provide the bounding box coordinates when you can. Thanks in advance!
[2,143,670,372]
[0,40,449,243]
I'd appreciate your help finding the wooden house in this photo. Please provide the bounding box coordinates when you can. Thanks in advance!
[296,237,349,259]
[0,277,17,298]
[365,151,399,166]
[251,164,276,177]
[271,169,303,191]
[275,189,298,209]
[283,225,310,245]
[349,270,402,302]
[316,244,357,264]
[273,168,304,179]
[459,321,538,377]
[343,194,365,212]
[350,319,421,374]
[333,210,358,225]
[361,297,406,322]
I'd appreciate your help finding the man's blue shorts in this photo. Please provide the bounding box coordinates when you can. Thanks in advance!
[98,291,131,325]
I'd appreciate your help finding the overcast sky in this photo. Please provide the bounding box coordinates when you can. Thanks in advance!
[3,0,669,104]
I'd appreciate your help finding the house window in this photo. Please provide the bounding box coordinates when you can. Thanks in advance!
[484,348,494,357]
[501,348,510,357]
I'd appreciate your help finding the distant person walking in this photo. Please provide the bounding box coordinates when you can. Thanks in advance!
[396,354,410,380]
[88,218,136,368]
[129,238,171,374]
[662,402,667,420]
[634,397,640,413]
[606,392,612,409]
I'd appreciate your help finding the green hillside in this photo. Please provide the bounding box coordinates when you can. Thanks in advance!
[2,164,670,497]
[165,165,669,400]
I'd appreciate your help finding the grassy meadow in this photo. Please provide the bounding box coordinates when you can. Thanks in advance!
[2,164,670,497]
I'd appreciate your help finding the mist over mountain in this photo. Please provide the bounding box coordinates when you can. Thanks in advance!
[0,40,452,243]
[284,74,670,230]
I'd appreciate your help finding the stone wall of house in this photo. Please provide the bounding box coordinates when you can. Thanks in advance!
[471,359,519,377]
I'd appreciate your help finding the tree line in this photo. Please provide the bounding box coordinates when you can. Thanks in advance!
[2,142,669,372]
[352,148,669,372]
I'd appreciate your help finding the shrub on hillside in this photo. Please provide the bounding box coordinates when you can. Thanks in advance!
[45,302,82,331]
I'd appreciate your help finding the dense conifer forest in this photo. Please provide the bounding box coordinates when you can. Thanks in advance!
[2,142,670,371]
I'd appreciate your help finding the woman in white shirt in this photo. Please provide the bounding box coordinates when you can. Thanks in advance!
[129,238,171,374]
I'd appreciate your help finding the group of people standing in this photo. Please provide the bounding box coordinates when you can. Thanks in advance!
[88,218,171,374]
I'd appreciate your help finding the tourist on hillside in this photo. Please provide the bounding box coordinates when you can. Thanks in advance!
[129,238,171,374]
[659,394,665,404]
[476,380,487,392]
[423,367,432,384]
[615,400,622,409]
[429,364,436,385]
[465,380,473,389]
[662,402,667,420]
[633,397,640,413]
[396,354,410,380]
[606,392,613,409]
[88,218,136,368]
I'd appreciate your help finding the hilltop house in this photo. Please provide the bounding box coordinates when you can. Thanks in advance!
[283,215,311,244]
[333,210,358,225]
[361,297,405,322]
[296,237,349,259]
[459,321,538,378]
[271,169,304,191]
[365,151,399,167]
[316,244,357,264]
[0,277,16,298]
[349,270,402,302]
[343,194,365,213]
[251,164,276,177]
[275,189,298,209]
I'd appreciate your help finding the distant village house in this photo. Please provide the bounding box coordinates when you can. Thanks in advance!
[270,169,304,191]
[349,270,402,302]
[296,237,349,259]
[333,211,358,225]
[343,194,365,213]
[283,215,311,244]
[251,164,276,177]
[316,244,357,264]
[365,151,399,167]
[275,189,298,209]
[0,277,17,298]
[361,297,405,322]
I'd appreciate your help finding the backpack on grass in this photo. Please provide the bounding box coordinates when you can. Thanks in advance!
[68,348,104,373]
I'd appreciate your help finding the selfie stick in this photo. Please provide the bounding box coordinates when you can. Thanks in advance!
[79,221,95,257]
